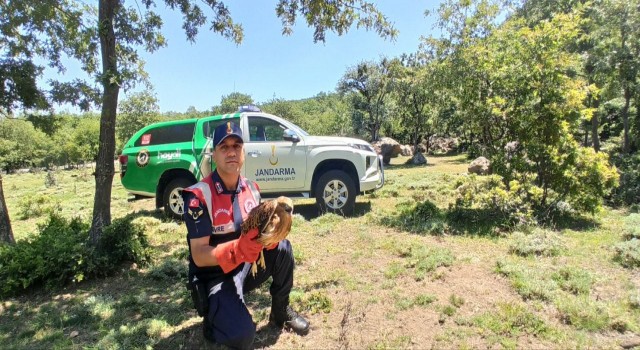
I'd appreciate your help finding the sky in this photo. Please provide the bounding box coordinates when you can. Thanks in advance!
[51,1,441,113]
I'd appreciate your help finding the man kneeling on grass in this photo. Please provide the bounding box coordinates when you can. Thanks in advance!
[183,122,309,349]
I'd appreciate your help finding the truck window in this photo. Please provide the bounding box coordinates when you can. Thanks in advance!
[248,117,286,142]
[202,119,241,139]
[135,123,195,147]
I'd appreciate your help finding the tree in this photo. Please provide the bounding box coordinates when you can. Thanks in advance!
[116,90,161,149]
[212,92,254,115]
[392,55,442,151]
[2,0,396,243]
[598,0,640,153]
[338,59,395,141]
[0,173,13,244]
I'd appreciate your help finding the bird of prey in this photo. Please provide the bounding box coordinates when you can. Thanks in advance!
[241,196,294,276]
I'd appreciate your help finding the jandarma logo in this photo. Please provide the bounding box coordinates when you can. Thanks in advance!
[136,149,150,167]
[269,144,278,166]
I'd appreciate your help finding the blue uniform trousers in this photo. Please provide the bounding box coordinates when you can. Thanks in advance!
[204,239,294,349]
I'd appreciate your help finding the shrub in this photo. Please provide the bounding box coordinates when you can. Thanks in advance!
[0,215,90,295]
[551,267,593,295]
[509,229,564,257]
[608,153,640,206]
[555,295,611,331]
[0,214,153,297]
[385,200,448,235]
[450,175,535,228]
[623,214,640,240]
[16,193,61,219]
[92,216,153,275]
[613,239,640,268]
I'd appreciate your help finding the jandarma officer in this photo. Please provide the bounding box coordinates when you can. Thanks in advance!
[182,121,309,349]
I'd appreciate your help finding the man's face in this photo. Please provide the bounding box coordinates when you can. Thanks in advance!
[213,136,245,177]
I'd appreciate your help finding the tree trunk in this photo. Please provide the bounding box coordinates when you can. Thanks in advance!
[622,87,631,154]
[591,99,600,152]
[0,173,15,244]
[89,0,120,244]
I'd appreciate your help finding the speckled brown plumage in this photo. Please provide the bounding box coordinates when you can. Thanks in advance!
[240,196,293,276]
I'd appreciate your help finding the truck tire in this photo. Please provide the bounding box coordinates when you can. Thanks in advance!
[163,178,195,220]
[315,170,356,215]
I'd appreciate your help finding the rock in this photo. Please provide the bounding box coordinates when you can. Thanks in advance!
[620,337,640,349]
[412,143,427,154]
[468,157,490,175]
[428,136,460,154]
[400,145,413,157]
[409,152,427,165]
[372,137,402,165]
[70,331,79,338]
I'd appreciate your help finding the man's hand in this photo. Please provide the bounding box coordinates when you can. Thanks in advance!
[214,228,263,273]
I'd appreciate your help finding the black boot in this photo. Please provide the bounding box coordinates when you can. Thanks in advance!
[269,305,310,336]
[202,316,215,343]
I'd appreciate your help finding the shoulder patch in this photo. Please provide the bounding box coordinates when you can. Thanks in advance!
[188,197,200,208]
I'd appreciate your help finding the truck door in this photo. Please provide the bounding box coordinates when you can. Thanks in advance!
[243,116,306,191]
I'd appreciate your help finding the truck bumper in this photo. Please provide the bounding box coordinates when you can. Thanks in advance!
[360,155,385,192]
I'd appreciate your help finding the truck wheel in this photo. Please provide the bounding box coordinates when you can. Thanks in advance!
[163,178,194,220]
[315,170,356,215]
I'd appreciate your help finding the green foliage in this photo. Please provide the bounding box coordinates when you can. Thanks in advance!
[0,214,152,297]
[94,216,153,271]
[608,153,640,206]
[554,296,612,331]
[622,214,640,240]
[338,59,396,141]
[0,215,90,296]
[509,229,564,257]
[211,92,254,115]
[17,194,61,220]
[472,302,552,339]
[385,199,448,235]
[551,267,593,295]
[147,258,188,281]
[291,290,332,314]
[0,119,50,172]
[495,259,558,301]
[613,239,640,268]
[451,175,535,228]
[116,90,161,147]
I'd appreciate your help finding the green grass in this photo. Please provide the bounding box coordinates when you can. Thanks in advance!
[2,155,639,349]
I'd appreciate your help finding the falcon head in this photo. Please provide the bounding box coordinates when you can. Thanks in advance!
[241,196,294,247]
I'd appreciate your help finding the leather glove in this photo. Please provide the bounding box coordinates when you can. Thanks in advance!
[214,228,263,273]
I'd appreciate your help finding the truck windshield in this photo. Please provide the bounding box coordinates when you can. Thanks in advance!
[289,123,309,136]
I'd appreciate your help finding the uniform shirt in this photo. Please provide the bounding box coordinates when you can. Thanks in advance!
[183,170,260,282]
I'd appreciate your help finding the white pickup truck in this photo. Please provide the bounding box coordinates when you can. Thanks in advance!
[119,107,385,218]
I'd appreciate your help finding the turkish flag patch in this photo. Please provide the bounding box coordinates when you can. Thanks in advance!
[189,198,200,208]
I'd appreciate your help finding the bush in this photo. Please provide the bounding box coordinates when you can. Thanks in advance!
[509,229,564,257]
[92,215,153,275]
[613,239,640,268]
[450,175,535,228]
[0,215,90,295]
[394,200,448,235]
[623,214,640,240]
[608,153,640,206]
[17,193,61,219]
[0,214,153,297]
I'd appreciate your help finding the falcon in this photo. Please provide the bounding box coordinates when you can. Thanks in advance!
[241,196,294,276]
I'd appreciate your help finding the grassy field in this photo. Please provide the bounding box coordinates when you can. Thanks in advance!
[1,154,639,349]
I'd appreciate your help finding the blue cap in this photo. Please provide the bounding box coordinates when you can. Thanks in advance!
[213,121,243,146]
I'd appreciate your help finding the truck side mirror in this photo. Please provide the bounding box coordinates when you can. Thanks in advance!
[283,129,300,143]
